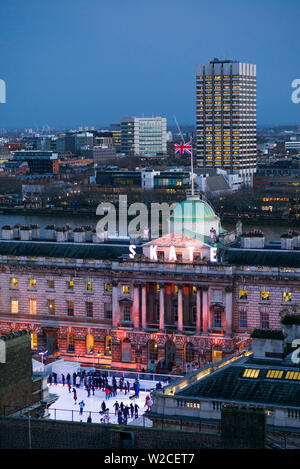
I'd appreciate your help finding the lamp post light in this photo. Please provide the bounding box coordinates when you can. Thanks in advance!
[38,350,48,372]
[97,351,100,368]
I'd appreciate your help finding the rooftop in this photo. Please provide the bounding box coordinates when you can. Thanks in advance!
[175,354,300,408]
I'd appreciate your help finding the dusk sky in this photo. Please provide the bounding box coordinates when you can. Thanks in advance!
[0,0,299,129]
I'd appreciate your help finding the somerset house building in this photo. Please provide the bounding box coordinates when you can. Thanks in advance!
[0,196,300,372]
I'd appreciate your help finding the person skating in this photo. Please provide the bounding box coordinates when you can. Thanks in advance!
[72,388,77,404]
[145,394,153,412]
[100,400,107,414]
[123,405,129,424]
[134,403,139,418]
[62,374,65,386]
[113,401,119,416]
[79,400,85,415]
[66,373,71,385]
[87,413,92,423]
[68,382,72,393]
[117,409,123,425]
[130,402,134,419]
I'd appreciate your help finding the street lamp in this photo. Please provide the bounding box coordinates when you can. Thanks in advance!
[97,351,100,368]
[38,350,48,371]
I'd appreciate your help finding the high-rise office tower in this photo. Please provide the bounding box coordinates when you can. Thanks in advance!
[121,116,167,156]
[196,59,256,186]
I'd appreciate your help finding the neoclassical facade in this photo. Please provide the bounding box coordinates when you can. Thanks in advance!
[1,198,300,371]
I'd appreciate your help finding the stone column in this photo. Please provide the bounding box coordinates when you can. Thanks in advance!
[132,283,140,329]
[225,285,233,336]
[159,283,165,331]
[177,284,183,332]
[141,283,147,329]
[196,286,201,333]
[112,281,120,327]
[202,285,208,333]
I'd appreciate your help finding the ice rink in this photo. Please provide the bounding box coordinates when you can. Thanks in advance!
[47,379,156,426]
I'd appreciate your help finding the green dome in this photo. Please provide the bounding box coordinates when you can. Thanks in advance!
[170,198,219,223]
[168,197,223,241]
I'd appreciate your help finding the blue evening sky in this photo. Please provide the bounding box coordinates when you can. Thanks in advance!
[0,0,299,128]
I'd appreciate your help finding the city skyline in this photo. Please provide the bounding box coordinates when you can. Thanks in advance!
[0,0,299,128]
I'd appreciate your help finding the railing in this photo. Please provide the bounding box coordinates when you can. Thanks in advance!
[47,408,150,426]
[48,368,183,388]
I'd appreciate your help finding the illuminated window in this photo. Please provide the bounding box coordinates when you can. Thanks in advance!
[67,280,74,290]
[29,279,36,289]
[86,281,93,291]
[243,368,260,378]
[86,334,94,354]
[105,283,112,292]
[68,333,75,353]
[47,280,55,289]
[48,299,55,315]
[266,369,284,379]
[105,335,112,356]
[122,285,130,295]
[239,289,247,300]
[148,340,158,361]
[283,292,292,302]
[29,299,37,315]
[261,291,269,301]
[11,298,18,313]
[156,284,160,293]
[31,333,38,350]
[285,371,300,380]
[10,278,18,288]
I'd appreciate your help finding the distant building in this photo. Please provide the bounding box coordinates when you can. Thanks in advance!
[196,59,257,186]
[121,116,167,156]
[80,146,116,163]
[11,151,59,174]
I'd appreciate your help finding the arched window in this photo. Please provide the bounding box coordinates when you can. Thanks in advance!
[105,335,112,356]
[148,340,158,361]
[164,340,176,370]
[122,338,132,363]
[185,342,194,363]
[68,333,75,353]
[86,334,94,354]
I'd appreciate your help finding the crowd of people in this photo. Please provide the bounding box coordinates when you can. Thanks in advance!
[48,369,155,425]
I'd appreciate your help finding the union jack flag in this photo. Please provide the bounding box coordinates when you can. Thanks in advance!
[174,140,192,155]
